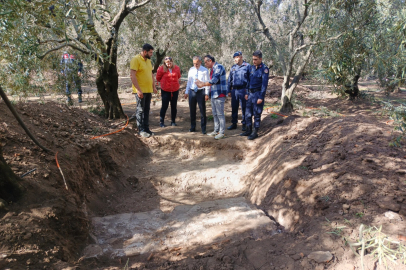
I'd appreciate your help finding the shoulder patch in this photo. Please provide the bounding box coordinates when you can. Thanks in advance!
[264,69,269,73]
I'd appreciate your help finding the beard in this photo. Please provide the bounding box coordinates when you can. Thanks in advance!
[145,54,151,59]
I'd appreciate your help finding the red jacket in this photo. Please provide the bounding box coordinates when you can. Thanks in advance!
[156,65,181,92]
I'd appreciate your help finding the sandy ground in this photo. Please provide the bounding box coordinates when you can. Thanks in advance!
[1,77,406,270]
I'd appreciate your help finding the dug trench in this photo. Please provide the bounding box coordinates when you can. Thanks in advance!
[1,89,406,269]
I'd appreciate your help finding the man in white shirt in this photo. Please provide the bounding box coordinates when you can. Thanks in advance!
[184,56,210,134]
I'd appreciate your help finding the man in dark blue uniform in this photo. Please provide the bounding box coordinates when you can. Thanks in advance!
[227,51,250,131]
[61,52,83,105]
[240,50,269,140]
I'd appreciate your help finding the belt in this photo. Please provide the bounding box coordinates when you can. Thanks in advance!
[233,86,247,90]
[249,88,261,93]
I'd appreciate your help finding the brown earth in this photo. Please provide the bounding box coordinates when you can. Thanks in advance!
[0,77,405,270]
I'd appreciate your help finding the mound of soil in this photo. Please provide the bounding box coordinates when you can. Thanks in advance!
[0,101,148,269]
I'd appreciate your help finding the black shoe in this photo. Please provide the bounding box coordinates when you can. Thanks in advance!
[248,128,259,140]
[240,127,252,136]
[171,122,177,126]
[145,129,155,136]
[242,124,246,131]
[227,124,237,130]
[189,128,196,132]
[201,127,206,134]
[160,123,166,128]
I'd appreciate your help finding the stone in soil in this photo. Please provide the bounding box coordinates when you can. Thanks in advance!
[308,251,333,263]
[376,197,401,212]
[86,197,277,258]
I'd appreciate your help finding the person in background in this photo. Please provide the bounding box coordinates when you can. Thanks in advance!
[130,43,158,138]
[184,56,210,134]
[227,51,250,132]
[61,51,83,105]
[195,55,228,140]
[240,50,269,140]
[156,56,181,127]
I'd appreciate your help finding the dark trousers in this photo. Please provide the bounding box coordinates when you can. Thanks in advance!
[65,76,82,96]
[160,90,179,124]
[189,90,206,129]
[135,93,152,132]
[245,91,264,129]
[231,89,247,125]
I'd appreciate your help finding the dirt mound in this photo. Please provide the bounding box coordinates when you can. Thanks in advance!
[0,101,148,269]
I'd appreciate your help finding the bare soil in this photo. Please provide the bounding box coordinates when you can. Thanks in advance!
[0,77,405,270]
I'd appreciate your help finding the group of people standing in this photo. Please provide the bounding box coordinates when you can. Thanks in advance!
[130,43,269,140]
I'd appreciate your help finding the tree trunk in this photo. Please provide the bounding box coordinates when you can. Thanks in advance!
[280,84,294,113]
[153,49,166,73]
[96,66,124,119]
[0,143,23,202]
[96,39,125,119]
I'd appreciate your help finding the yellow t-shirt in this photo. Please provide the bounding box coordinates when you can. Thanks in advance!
[130,54,153,93]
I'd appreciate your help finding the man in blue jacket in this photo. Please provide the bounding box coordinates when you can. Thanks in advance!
[240,50,269,140]
[227,51,250,132]
[195,55,228,140]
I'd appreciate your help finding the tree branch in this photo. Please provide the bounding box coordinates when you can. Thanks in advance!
[289,0,311,52]
[38,39,70,45]
[250,0,287,74]
[37,44,90,59]
[127,0,151,11]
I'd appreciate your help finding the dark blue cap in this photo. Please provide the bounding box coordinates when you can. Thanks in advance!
[233,51,242,58]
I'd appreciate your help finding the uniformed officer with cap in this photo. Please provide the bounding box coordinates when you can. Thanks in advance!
[240,50,269,140]
[227,51,250,131]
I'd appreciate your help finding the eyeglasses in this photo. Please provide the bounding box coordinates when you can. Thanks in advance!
[164,57,172,60]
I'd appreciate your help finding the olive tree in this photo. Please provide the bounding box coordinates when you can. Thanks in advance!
[250,0,348,112]
[33,0,152,119]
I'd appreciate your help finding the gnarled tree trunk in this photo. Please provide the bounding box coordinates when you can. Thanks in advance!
[96,64,124,119]
[96,32,125,119]
[0,143,23,202]
[153,48,167,73]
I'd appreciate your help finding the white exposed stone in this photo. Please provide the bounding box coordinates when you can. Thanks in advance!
[89,197,277,258]
[384,211,403,221]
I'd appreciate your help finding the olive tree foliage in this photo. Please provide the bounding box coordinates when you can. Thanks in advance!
[315,0,380,99]
[371,1,406,93]
[0,0,59,97]
[317,0,406,98]
[250,0,348,112]
[117,0,261,76]
[250,0,380,112]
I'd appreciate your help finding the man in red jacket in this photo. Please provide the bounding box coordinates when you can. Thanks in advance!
[156,57,181,127]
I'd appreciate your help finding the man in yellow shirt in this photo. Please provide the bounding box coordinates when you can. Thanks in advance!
[130,44,158,138]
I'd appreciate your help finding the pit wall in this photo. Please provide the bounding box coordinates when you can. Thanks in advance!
[243,114,404,231]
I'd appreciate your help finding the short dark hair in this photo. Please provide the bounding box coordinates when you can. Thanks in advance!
[204,54,215,62]
[253,50,262,58]
[142,43,154,52]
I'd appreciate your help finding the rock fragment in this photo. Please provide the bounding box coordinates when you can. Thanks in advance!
[308,251,333,263]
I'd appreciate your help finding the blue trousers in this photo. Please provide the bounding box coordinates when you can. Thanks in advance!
[188,90,206,129]
[65,76,82,96]
[231,89,247,124]
[245,91,264,129]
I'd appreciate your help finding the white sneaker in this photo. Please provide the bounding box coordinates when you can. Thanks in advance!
[208,131,219,136]
[139,131,151,138]
[214,133,226,140]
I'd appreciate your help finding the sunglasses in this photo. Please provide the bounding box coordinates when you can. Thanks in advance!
[164,57,172,60]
